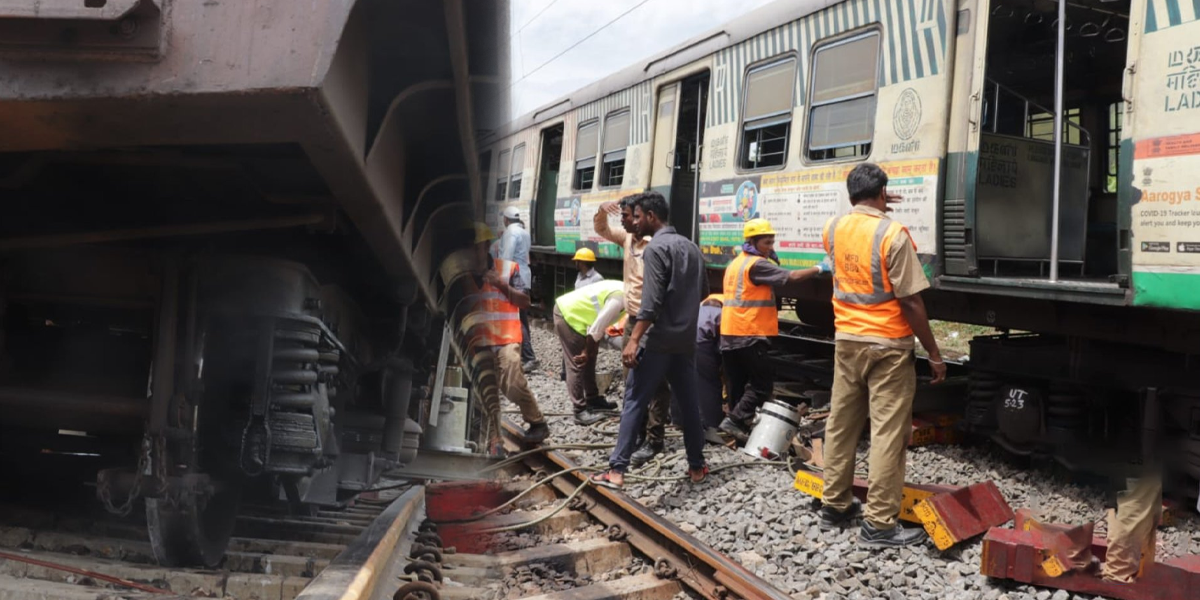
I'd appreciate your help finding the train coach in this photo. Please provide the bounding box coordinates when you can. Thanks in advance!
[481,0,1200,502]
[0,0,507,567]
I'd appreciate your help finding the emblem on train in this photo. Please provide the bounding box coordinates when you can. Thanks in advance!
[734,181,759,221]
[893,88,922,141]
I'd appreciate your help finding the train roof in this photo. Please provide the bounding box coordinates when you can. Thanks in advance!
[489,0,826,142]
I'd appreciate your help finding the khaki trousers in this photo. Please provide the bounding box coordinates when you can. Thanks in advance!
[554,310,600,412]
[821,340,916,529]
[495,343,544,425]
[1102,475,1162,583]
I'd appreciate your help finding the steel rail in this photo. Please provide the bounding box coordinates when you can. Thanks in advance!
[500,419,791,600]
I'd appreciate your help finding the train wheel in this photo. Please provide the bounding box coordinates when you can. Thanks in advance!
[146,478,241,568]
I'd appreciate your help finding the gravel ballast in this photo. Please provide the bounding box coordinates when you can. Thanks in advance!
[497,324,1200,600]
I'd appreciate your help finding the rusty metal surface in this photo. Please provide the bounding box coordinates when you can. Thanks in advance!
[500,420,792,600]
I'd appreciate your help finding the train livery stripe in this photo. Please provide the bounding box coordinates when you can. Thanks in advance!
[1146,0,1200,31]
[708,0,947,127]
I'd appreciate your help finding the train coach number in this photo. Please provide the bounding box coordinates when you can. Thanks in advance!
[1003,388,1029,410]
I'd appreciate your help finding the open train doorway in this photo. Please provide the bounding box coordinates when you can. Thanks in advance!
[649,73,709,243]
[954,0,1130,289]
[534,124,563,247]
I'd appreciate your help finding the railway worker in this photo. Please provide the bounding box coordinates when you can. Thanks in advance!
[573,247,604,289]
[498,206,538,373]
[817,163,946,548]
[594,196,673,466]
[553,279,626,421]
[591,192,709,489]
[474,223,550,449]
[718,218,829,443]
[1101,473,1162,583]
[694,294,727,439]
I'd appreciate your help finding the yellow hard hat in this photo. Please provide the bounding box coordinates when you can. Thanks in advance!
[474,222,496,244]
[572,248,597,262]
[743,218,776,239]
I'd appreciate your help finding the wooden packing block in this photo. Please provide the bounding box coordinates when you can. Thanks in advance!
[981,527,1200,600]
[792,467,959,525]
[912,481,1014,550]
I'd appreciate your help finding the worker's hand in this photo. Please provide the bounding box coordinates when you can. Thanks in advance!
[572,351,589,367]
[884,191,903,213]
[621,339,640,369]
[929,358,947,385]
[601,201,620,216]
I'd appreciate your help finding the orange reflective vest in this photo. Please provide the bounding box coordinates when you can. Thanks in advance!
[822,212,914,339]
[720,253,779,338]
[474,259,523,347]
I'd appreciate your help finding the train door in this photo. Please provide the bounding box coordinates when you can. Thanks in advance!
[534,124,563,247]
[947,0,1131,292]
[649,73,710,242]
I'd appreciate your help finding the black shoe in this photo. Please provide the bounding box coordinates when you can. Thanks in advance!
[818,499,862,531]
[573,410,607,426]
[719,417,750,443]
[523,421,550,444]
[587,397,619,413]
[629,440,664,469]
[522,359,540,374]
[858,521,928,548]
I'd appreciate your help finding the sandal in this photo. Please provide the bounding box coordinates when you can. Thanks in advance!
[688,465,709,484]
[590,471,624,490]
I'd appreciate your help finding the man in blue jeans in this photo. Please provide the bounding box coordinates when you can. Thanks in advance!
[591,191,709,489]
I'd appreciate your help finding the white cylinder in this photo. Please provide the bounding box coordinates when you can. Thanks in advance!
[426,387,471,452]
[742,399,802,459]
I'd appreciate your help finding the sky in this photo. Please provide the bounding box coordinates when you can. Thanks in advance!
[507,0,778,121]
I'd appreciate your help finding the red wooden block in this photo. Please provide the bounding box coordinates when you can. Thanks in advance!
[425,480,509,522]
[982,527,1200,600]
[914,481,1014,550]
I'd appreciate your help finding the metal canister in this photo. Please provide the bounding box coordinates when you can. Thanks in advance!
[742,399,802,460]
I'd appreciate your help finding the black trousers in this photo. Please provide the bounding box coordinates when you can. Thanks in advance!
[519,309,536,363]
[723,341,774,424]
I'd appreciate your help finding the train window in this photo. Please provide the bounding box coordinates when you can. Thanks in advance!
[509,144,525,199]
[600,110,630,187]
[495,149,510,202]
[806,32,881,162]
[574,120,599,191]
[1027,108,1081,144]
[1105,102,1124,194]
[740,58,797,170]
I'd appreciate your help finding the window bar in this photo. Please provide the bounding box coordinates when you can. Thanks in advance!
[1050,0,1065,281]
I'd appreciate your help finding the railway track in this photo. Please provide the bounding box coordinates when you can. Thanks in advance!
[412,419,792,600]
[0,481,427,600]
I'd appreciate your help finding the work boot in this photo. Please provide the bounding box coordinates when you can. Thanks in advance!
[629,440,664,468]
[522,359,540,374]
[703,427,725,445]
[818,499,862,531]
[719,417,750,444]
[586,396,619,413]
[574,410,607,426]
[858,521,928,548]
[523,421,550,444]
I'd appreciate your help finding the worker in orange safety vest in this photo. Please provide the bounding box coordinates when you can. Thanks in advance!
[471,223,549,452]
[718,218,828,443]
[816,163,946,549]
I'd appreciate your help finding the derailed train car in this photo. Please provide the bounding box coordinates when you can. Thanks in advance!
[482,0,1200,502]
[0,0,506,566]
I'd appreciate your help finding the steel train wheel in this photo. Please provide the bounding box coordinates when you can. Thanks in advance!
[146,484,240,568]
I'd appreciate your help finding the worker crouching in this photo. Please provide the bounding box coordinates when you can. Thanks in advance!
[553,279,625,424]
[718,218,827,443]
[472,223,549,450]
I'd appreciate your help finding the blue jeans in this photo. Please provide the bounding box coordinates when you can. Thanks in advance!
[610,349,707,472]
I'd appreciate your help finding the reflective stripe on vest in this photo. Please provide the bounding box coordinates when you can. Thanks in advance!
[557,279,624,336]
[476,260,522,346]
[822,212,914,339]
[720,253,779,338]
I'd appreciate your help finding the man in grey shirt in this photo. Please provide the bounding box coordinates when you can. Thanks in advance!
[590,192,709,489]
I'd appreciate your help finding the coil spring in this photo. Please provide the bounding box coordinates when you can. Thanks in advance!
[966,371,1001,430]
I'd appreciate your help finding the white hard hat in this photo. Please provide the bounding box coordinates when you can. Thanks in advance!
[502,206,520,220]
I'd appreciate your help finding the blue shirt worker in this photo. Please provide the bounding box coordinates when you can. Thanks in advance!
[498,206,538,372]
[573,248,604,288]
[590,192,709,490]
